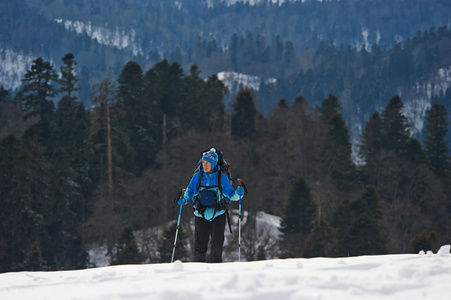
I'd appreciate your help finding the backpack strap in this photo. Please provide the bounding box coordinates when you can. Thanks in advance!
[217,170,233,233]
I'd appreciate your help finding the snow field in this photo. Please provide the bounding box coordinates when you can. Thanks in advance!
[1,245,450,300]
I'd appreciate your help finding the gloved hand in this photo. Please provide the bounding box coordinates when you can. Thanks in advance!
[236,186,245,196]
[177,195,189,205]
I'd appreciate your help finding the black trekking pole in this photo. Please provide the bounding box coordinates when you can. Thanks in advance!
[171,189,185,263]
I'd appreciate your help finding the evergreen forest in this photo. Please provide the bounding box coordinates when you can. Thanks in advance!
[1,27,451,273]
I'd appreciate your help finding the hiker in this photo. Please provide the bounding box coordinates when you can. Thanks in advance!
[178,148,245,263]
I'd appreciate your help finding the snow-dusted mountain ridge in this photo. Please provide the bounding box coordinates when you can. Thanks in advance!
[2,0,451,145]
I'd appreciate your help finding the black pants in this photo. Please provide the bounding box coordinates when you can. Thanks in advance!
[194,213,226,263]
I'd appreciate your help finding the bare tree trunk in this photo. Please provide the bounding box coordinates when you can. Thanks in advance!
[102,80,116,257]
[105,84,114,209]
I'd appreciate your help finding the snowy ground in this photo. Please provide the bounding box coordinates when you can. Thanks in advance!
[1,245,450,300]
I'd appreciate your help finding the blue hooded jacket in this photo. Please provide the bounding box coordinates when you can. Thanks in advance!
[183,166,241,220]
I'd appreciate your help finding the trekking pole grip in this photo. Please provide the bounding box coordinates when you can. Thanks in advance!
[180,188,186,204]
[237,178,248,195]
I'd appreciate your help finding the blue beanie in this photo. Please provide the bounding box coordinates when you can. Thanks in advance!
[202,149,218,170]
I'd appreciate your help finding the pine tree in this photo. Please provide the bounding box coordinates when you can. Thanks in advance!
[58,53,80,99]
[54,53,89,160]
[358,111,382,166]
[44,147,88,270]
[358,112,385,185]
[380,95,411,156]
[409,230,438,253]
[424,104,450,178]
[0,86,11,103]
[277,98,288,109]
[334,185,387,256]
[115,61,159,174]
[279,176,317,257]
[280,176,317,235]
[179,65,203,129]
[201,74,227,131]
[316,94,342,122]
[21,57,57,149]
[145,59,183,144]
[316,95,355,190]
[231,88,257,139]
[21,57,57,122]
[330,114,350,147]
[180,66,226,132]
[111,226,144,265]
[0,135,27,272]
[158,223,188,263]
[303,219,335,258]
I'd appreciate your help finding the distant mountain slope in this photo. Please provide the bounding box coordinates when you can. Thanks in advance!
[1,0,450,141]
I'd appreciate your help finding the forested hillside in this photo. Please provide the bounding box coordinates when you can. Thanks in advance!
[1,0,451,272]
[1,45,451,271]
[2,0,451,144]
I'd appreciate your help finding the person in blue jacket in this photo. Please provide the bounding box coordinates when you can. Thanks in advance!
[178,148,245,263]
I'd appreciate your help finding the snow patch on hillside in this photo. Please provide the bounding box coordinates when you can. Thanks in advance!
[218,71,276,92]
[0,48,34,91]
[403,65,451,135]
[208,0,336,7]
[55,19,143,56]
[217,71,277,111]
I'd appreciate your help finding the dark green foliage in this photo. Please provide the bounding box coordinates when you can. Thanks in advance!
[180,66,226,132]
[277,99,288,109]
[0,87,28,139]
[334,185,388,257]
[316,94,343,122]
[316,95,355,190]
[158,223,188,263]
[358,112,382,166]
[327,113,351,147]
[280,176,316,235]
[231,89,257,139]
[21,57,57,122]
[58,53,80,98]
[303,220,335,258]
[409,230,438,253]
[424,104,450,177]
[115,61,160,174]
[0,86,11,103]
[111,227,144,265]
[3,49,451,268]
[21,57,57,150]
[54,55,94,225]
[380,95,411,156]
[0,133,88,272]
[279,176,317,257]
[53,54,89,162]
[145,59,183,120]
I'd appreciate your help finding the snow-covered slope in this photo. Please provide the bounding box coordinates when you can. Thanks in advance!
[1,245,450,300]
[0,48,34,91]
[403,66,451,136]
[209,0,335,7]
[55,19,143,56]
